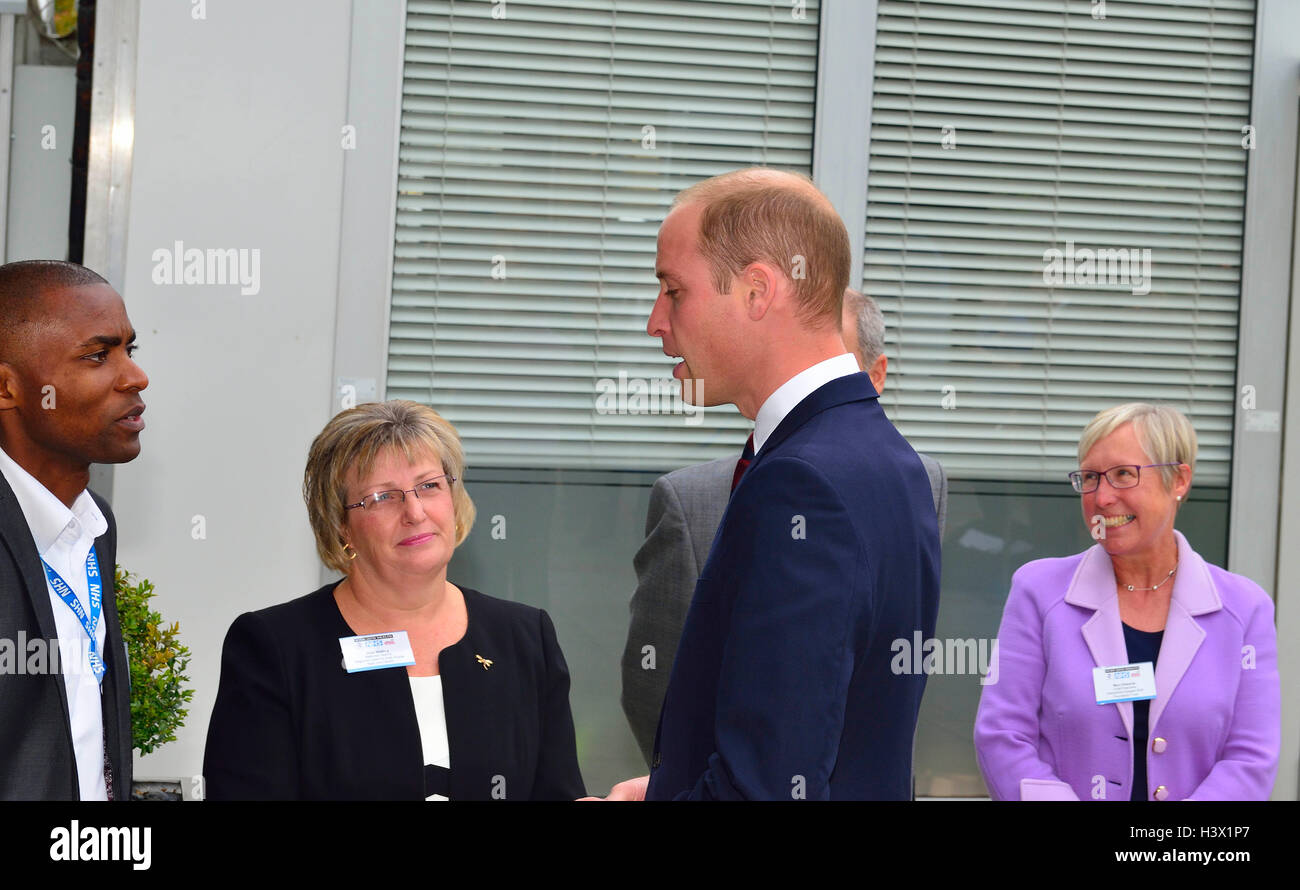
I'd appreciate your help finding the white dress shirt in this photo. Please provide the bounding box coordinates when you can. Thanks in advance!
[0,445,109,801]
[753,353,861,454]
[409,674,451,801]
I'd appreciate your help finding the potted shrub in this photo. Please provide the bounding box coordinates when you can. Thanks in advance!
[115,566,194,800]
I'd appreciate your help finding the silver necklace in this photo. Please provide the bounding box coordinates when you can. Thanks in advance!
[1123,564,1177,592]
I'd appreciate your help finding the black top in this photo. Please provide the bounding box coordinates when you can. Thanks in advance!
[203,582,585,800]
[1122,623,1164,802]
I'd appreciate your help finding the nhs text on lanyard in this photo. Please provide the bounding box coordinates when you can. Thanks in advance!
[41,550,105,685]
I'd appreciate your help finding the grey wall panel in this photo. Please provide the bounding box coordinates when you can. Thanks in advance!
[5,65,75,261]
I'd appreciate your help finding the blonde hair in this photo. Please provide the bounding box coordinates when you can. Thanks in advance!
[675,168,850,328]
[1077,403,1197,491]
[303,400,476,572]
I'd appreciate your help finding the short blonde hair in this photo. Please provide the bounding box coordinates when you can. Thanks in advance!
[303,400,476,572]
[675,168,850,328]
[1077,403,1197,491]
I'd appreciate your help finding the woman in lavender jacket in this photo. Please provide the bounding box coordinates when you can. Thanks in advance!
[974,404,1280,801]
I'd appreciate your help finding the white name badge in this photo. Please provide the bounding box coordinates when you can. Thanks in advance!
[339,631,416,673]
[1093,662,1157,705]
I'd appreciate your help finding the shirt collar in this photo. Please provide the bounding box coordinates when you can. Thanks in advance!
[753,353,861,454]
[0,444,106,556]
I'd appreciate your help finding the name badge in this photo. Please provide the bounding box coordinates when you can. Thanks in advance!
[339,631,416,673]
[1093,662,1157,705]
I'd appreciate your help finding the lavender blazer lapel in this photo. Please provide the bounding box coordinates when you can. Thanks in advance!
[1065,545,1133,739]
[1149,531,1219,733]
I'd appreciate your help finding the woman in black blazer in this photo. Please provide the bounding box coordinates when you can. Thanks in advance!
[203,401,585,800]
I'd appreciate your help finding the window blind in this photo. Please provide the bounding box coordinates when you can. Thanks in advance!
[388,0,821,470]
[865,0,1254,485]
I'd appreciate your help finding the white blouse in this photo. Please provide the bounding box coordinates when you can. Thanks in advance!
[408,675,451,801]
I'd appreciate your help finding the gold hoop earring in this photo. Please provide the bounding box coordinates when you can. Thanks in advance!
[343,543,358,560]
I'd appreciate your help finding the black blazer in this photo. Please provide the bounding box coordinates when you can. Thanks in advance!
[0,471,133,800]
[203,582,586,800]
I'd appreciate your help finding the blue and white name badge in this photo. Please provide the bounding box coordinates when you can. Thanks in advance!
[339,631,416,673]
[1093,662,1157,705]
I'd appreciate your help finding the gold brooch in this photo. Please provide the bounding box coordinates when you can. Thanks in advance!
[475,654,493,670]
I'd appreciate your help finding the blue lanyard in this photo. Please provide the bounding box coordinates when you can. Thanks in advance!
[41,549,105,685]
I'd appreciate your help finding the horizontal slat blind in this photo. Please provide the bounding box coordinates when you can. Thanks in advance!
[865,0,1254,485]
[388,0,821,469]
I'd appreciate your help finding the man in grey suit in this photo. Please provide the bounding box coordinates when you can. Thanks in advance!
[0,261,144,799]
[620,288,947,764]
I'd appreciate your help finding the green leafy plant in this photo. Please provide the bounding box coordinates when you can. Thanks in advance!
[114,566,194,755]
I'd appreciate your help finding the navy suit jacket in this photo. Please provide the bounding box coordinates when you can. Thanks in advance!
[645,372,941,800]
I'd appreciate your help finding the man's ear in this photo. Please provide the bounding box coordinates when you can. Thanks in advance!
[741,261,782,321]
[0,362,21,411]
[868,354,887,395]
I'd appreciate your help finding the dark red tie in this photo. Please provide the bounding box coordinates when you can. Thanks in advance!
[731,433,755,492]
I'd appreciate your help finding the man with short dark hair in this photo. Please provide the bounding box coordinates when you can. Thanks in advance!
[0,259,146,800]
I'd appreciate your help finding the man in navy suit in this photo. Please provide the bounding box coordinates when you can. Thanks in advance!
[600,168,940,800]
[619,288,949,765]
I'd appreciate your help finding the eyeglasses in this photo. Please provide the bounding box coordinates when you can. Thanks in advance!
[344,475,456,512]
[1068,463,1179,494]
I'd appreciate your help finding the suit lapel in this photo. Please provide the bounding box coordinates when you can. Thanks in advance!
[716,370,878,584]
[440,635,471,799]
[745,373,876,482]
[0,472,76,745]
[0,472,63,642]
[1149,531,1218,733]
[440,590,491,801]
[722,373,877,555]
[1065,532,1222,742]
[95,533,130,793]
[1066,546,1133,738]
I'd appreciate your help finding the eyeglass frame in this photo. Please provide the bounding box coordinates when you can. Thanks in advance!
[1067,463,1181,494]
[344,474,457,511]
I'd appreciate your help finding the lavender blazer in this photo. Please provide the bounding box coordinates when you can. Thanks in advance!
[974,530,1279,801]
